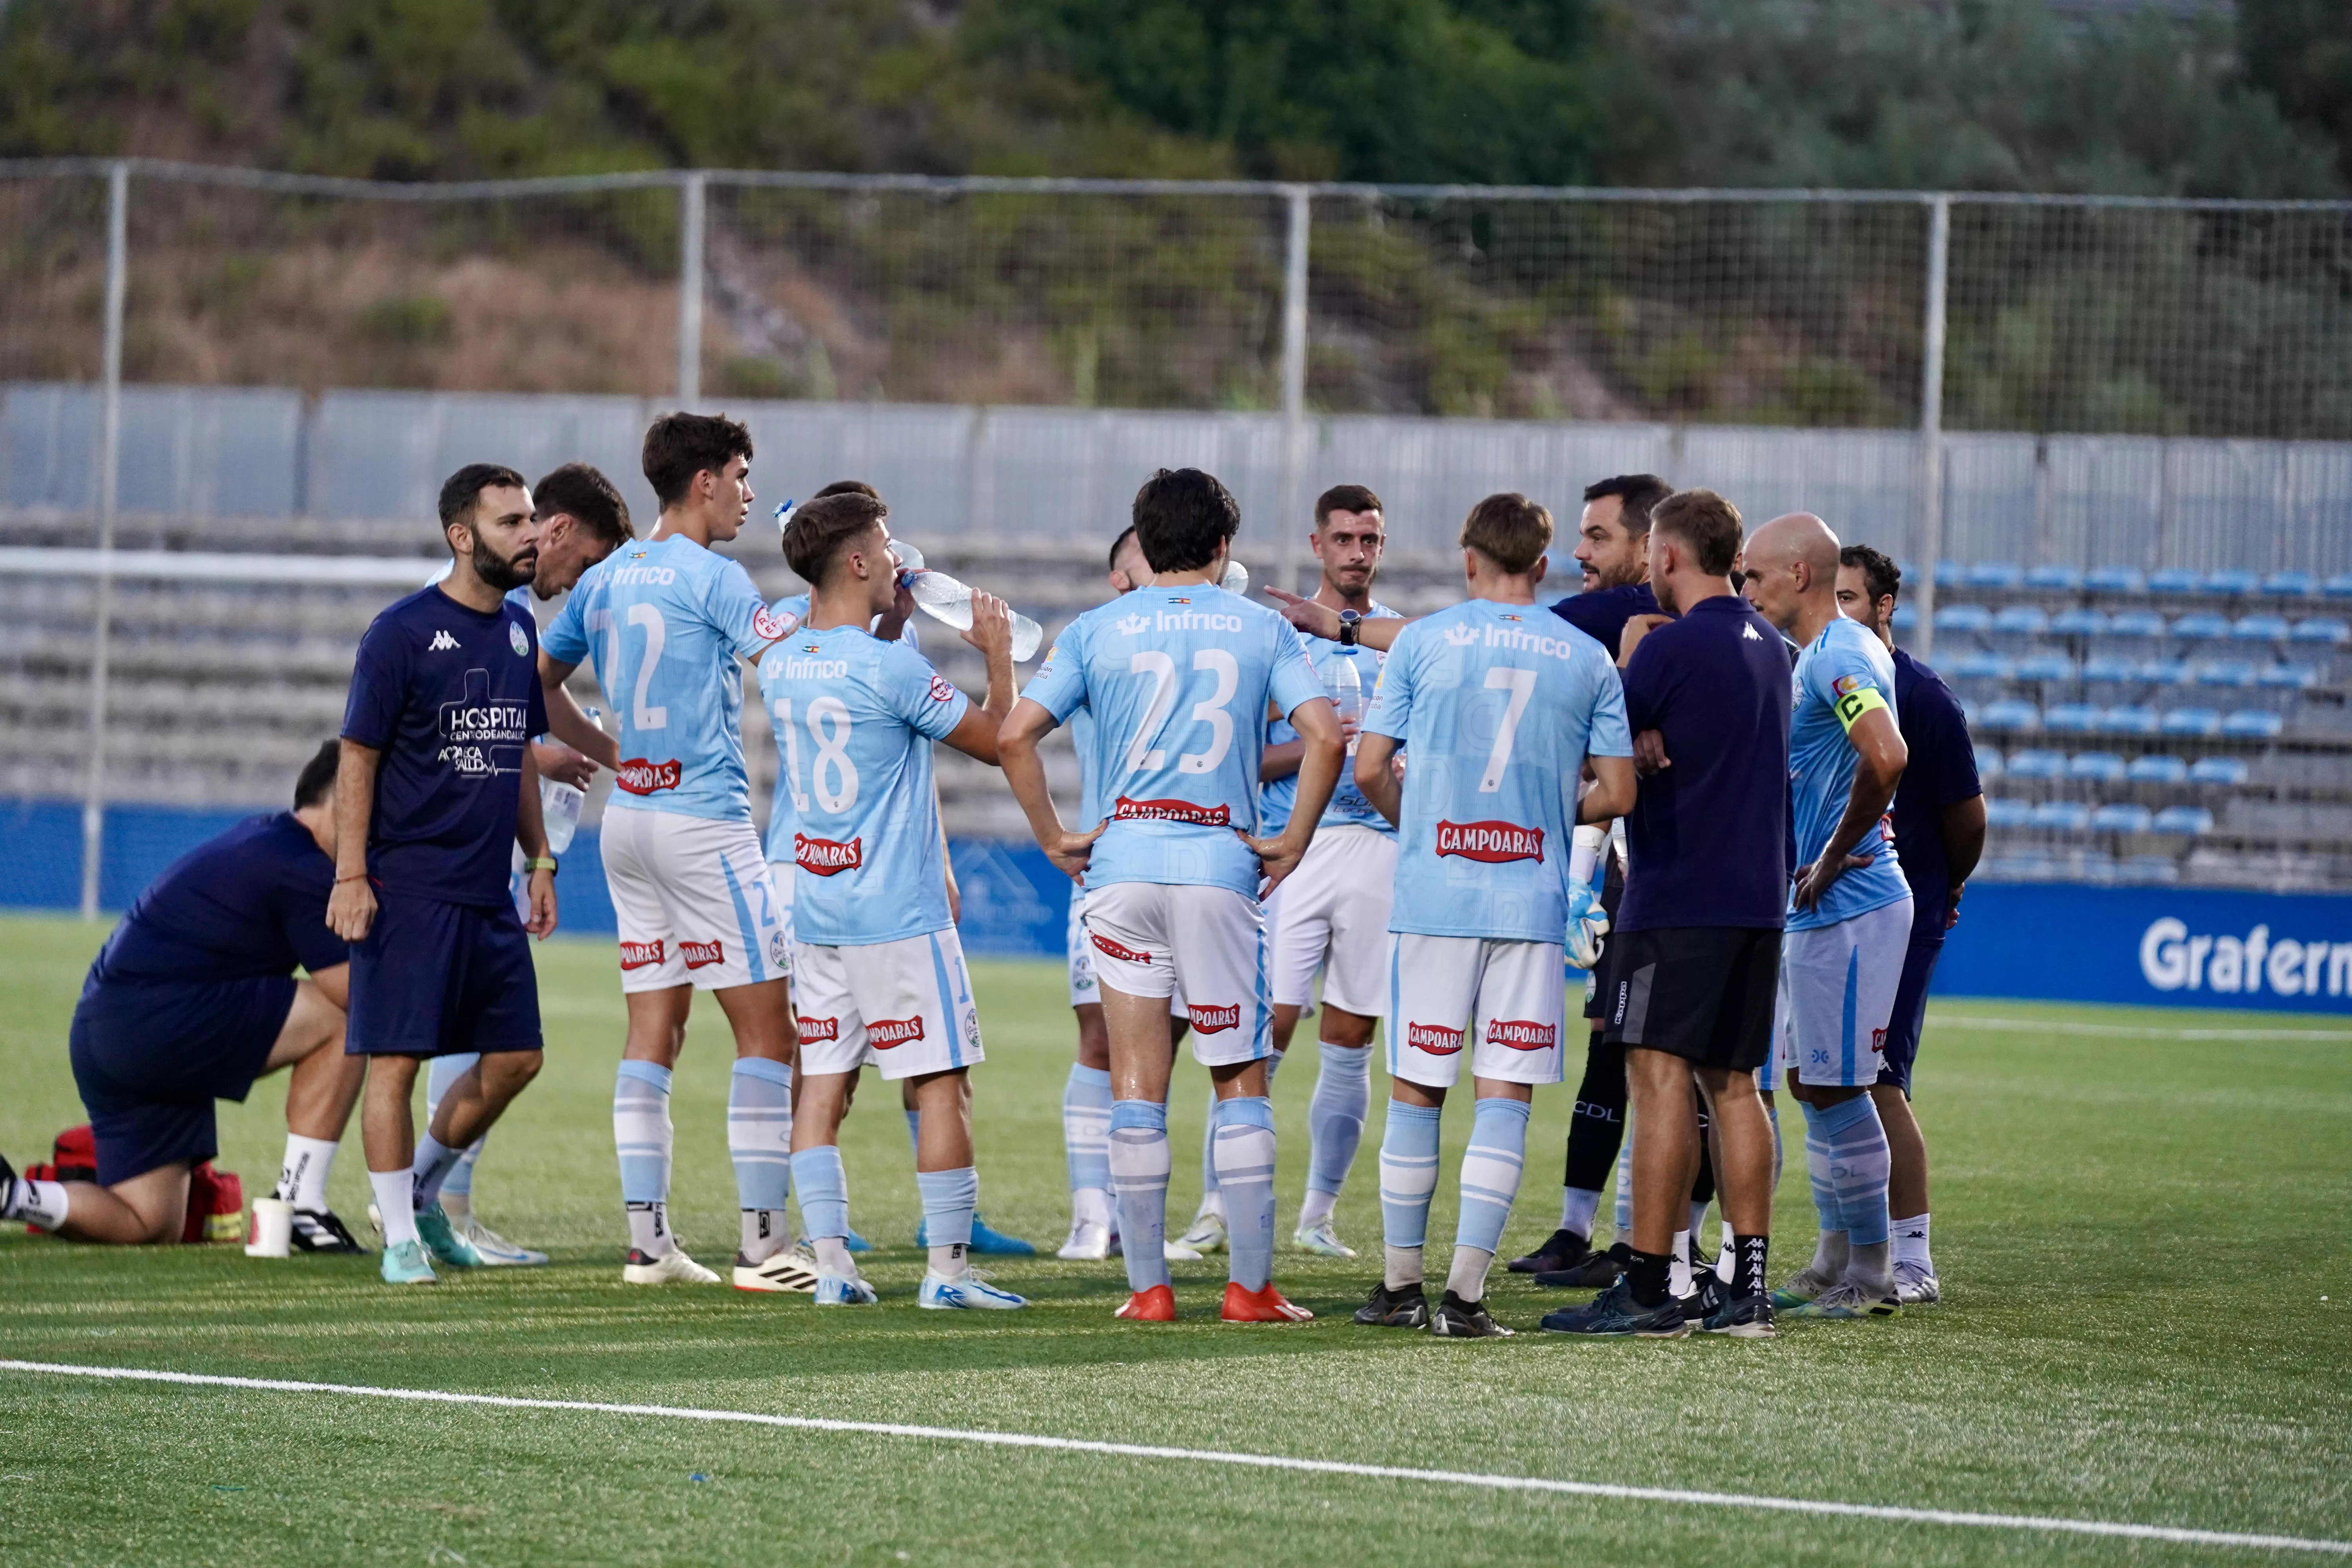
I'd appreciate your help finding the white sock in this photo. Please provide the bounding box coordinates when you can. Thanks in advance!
[277,1134,338,1212]
[1445,1244,1494,1303]
[928,1242,969,1280]
[740,1208,793,1263]
[410,1134,464,1212]
[1073,1186,1112,1229]
[371,1170,419,1247]
[1893,1212,1931,1271]
[1715,1238,1735,1283]
[1669,1229,1693,1298]
[1384,1243,1423,1291]
[626,1202,671,1258]
[813,1235,854,1276]
[1560,1185,1602,1238]
[1298,1188,1336,1229]
[1688,1199,1710,1246]
[6,1176,69,1230]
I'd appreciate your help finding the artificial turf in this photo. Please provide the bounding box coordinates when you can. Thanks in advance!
[0,912,2346,1566]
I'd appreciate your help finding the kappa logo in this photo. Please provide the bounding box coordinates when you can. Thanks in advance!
[680,938,725,969]
[616,758,683,795]
[869,1016,925,1049]
[1442,624,1482,647]
[1187,1003,1241,1034]
[618,939,666,970]
[1485,1018,1557,1051]
[795,833,862,876]
[1114,795,1230,827]
[1116,613,1152,636]
[1743,623,1764,641]
[1089,931,1151,964]
[428,630,460,652]
[798,1014,840,1042]
[508,621,530,657]
[1434,819,1545,864]
[1407,1021,1465,1055]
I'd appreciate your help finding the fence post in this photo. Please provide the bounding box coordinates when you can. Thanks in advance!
[676,171,707,406]
[1914,194,1950,662]
[80,160,129,921]
[1276,185,1311,594]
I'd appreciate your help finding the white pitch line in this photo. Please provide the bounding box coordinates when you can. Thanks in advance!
[1928,1012,2352,1042]
[3,1360,2345,1556]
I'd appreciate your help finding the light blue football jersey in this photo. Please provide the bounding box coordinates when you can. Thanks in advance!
[1364,600,1631,944]
[1787,614,1909,933]
[1024,584,1323,897]
[1259,601,1401,837]
[754,623,969,946]
[541,534,791,823]
[761,593,921,864]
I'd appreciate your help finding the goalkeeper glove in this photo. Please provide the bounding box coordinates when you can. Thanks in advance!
[1566,880,1609,972]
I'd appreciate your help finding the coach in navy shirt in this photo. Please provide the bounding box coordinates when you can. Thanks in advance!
[1835,546,1984,1300]
[1548,473,1671,661]
[331,463,560,1285]
[1549,488,1790,1337]
[0,743,361,1247]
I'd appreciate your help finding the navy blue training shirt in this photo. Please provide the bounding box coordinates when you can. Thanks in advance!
[88,812,347,990]
[1549,582,1661,661]
[1615,594,1792,932]
[342,584,548,907]
[1890,646,1982,942]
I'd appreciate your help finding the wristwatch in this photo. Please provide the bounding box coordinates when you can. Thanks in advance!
[1337,608,1361,646]
[524,856,558,877]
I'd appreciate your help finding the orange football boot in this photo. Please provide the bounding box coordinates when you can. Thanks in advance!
[1221,1281,1313,1322]
[1116,1283,1178,1321]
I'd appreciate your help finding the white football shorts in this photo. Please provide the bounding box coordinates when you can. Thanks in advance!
[793,926,983,1082]
[1080,881,1271,1067]
[1267,824,1397,1016]
[1385,933,1568,1091]
[1067,886,1187,1016]
[600,806,790,993]
[767,858,798,951]
[1775,895,1915,1088]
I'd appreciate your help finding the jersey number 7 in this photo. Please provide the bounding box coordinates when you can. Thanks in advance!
[1479,666,1536,792]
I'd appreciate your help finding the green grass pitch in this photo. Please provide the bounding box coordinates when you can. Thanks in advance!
[0,911,2346,1565]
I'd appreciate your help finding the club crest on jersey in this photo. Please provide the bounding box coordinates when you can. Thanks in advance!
[869,1016,925,1049]
[1407,1022,1465,1055]
[1435,819,1544,863]
[616,758,683,795]
[681,938,724,969]
[618,939,665,970]
[1114,795,1230,827]
[1443,624,1481,647]
[1089,931,1151,964]
[795,833,862,876]
[1187,1003,1241,1034]
[1485,1018,1556,1051]
[928,675,956,703]
[752,604,793,641]
[1115,613,1151,636]
[797,1015,839,1042]
[508,622,530,657]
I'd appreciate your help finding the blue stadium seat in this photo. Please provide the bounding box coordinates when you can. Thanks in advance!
[2042,703,2102,734]
[2066,751,2128,783]
[2160,708,2222,737]
[2120,853,2183,884]
[2051,606,2108,637]
[2030,800,2094,830]
[1934,560,1970,588]
[2138,657,2189,686]
[1975,746,2005,780]
[1970,561,2025,590]
[2087,565,2146,595]
[2291,617,2349,645]
[2014,652,2076,682]
[2223,709,2284,739]
[2261,571,2316,597]
[1976,699,2040,733]
[1991,605,2050,637]
[2102,704,2160,735]
[2025,564,2083,590]
[2191,659,2259,688]
[2003,748,2066,780]
[2231,614,2290,643]
[1985,798,2034,828]
[2080,654,2136,684]
[2188,755,2250,786]
[1935,604,1994,635]
[2258,663,2319,690]
[2091,803,2155,832]
[2105,609,2167,639]
[2125,754,2188,783]
[2324,573,2352,600]
[2203,569,2259,597]
[2149,568,2204,596]
[2153,805,2216,835]
[2169,613,2232,641]
[1947,651,2014,681]
[1890,604,1918,632]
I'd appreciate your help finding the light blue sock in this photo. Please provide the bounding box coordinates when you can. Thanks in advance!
[916,1166,978,1271]
[1063,1063,1112,1198]
[1612,1111,1634,1239]
[904,1107,922,1155]
[728,1059,793,1259]
[425,1053,482,1196]
[1815,1094,1891,1248]
[1264,1048,1284,1089]
[1210,1095,1277,1292]
[1765,1096,1783,1191]
[1454,1097,1531,1257]
[1797,1098,1847,1238]
[1198,1089,1221,1214]
[1305,1043,1370,1202]
[612,1060,672,1205]
[1108,1100,1171,1293]
[789,1144,850,1242]
[1377,1100,1443,1252]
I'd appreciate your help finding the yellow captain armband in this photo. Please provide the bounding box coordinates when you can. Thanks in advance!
[1833,684,1888,732]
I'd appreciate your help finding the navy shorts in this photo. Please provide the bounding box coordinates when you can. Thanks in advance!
[1875,936,1945,1096]
[348,893,542,1058]
[70,976,295,1185]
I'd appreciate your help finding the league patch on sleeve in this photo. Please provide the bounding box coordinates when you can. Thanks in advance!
[752,604,793,641]
[1833,684,1888,731]
[1832,673,1869,697]
[929,674,956,703]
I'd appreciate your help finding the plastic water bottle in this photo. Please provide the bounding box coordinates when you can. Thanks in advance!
[1221,559,1249,596]
[537,703,597,855]
[889,542,1045,661]
[1328,652,1363,756]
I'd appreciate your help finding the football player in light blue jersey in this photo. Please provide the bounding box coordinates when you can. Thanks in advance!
[1349,492,1635,1338]
[760,490,1026,1308]
[1180,485,1401,1261]
[538,413,799,1290]
[1742,512,1913,1319]
[1002,467,1344,1324]
[410,463,632,1268]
